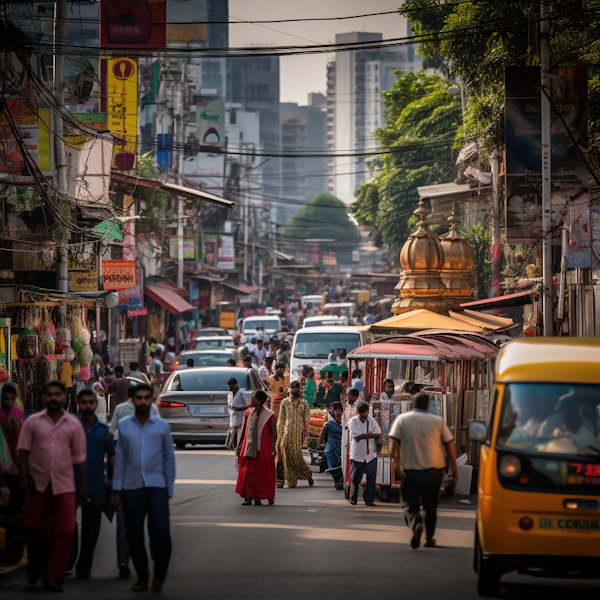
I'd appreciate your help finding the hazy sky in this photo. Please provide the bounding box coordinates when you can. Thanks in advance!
[229,0,409,105]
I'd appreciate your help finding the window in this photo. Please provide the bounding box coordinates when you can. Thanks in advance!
[230,110,236,125]
[170,370,250,392]
[293,332,360,359]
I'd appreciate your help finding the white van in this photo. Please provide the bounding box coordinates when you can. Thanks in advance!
[302,315,348,328]
[290,326,373,380]
[301,294,324,308]
[322,302,357,323]
[240,315,281,344]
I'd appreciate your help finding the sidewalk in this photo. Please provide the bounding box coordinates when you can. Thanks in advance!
[0,557,27,588]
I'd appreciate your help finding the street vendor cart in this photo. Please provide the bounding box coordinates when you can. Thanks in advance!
[345,331,499,501]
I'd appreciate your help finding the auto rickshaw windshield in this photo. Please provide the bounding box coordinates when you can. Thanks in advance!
[497,383,600,458]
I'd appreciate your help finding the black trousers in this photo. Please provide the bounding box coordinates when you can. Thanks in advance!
[121,488,171,583]
[350,459,377,504]
[401,468,444,540]
[76,497,104,575]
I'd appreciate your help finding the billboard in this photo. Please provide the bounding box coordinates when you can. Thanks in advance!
[117,268,143,309]
[102,259,136,290]
[169,236,196,260]
[107,57,138,170]
[217,235,234,270]
[101,0,166,50]
[196,102,225,147]
[505,66,589,244]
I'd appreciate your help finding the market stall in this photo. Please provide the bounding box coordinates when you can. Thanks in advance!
[346,331,499,501]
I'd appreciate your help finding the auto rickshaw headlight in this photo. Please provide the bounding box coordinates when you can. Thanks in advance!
[500,455,522,478]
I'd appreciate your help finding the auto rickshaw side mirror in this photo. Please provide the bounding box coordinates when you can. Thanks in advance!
[467,420,488,444]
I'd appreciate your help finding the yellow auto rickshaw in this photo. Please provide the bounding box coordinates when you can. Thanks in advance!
[468,338,600,596]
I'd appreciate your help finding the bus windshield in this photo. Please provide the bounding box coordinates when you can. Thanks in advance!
[293,332,360,359]
[497,383,600,458]
[243,319,279,332]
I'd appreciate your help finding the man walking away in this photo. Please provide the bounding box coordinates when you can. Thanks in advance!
[348,402,381,506]
[75,388,115,578]
[389,392,459,549]
[149,350,163,383]
[111,384,175,593]
[18,381,87,592]
[107,366,131,414]
[128,362,150,385]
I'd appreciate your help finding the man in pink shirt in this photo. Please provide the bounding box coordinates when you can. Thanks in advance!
[18,380,87,592]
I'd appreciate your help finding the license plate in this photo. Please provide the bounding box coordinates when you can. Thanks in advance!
[189,405,228,417]
[540,517,600,531]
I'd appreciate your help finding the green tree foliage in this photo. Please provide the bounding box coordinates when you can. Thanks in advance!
[283,193,360,262]
[350,70,462,261]
[403,0,600,163]
[462,214,492,299]
[136,152,170,220]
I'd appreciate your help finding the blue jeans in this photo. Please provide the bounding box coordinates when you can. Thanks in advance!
[350,459,377,504]
[121,488,171,583]
[76,496,104,575]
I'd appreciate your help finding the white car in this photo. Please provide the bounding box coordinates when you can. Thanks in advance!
[240,315,281,344]
[193,335,236,350]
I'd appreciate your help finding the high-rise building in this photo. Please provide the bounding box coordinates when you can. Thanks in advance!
[279,94,327,222]
[229,57,282,220]
[326,28,422,204]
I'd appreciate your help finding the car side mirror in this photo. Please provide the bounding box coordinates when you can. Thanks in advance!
[467,420,487,444]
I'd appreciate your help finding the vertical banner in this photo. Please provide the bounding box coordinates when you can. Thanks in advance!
[107,57,138,170]
[196,102,225,146]
[505,66,589,244]
[101,0,166,49]
[217,235,234,270]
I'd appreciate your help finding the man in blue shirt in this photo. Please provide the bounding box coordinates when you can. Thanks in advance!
[75,388,115,578]
[111,383,176,593]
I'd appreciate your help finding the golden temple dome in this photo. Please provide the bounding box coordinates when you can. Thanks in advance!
[438,212,474,309]
[393,200,448,314]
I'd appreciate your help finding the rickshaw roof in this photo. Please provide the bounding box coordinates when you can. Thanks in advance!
[413,331,499,358]
[496,338,600,383]
[348,336,460,361]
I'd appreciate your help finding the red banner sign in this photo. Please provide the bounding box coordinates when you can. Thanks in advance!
[102,260,136,290]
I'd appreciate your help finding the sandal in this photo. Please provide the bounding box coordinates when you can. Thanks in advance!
[268,499,275,505]
[424,538,436,548]
[151,579,163,593]
[253,500,262,505]
[242,499,253,505]
[132,580,149,592]
[308,477,314,487]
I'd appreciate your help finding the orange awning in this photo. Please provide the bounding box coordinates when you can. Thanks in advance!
[145,284,194,315]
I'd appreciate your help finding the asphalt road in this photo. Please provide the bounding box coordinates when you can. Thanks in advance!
[7,449,600,599]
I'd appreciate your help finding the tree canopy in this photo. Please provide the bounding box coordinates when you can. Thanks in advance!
[283,193,360,262]
[350,69,462,260]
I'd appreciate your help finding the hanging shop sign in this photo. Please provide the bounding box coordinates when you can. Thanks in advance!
[196,102,225,147]
[101,0,166,49]
[217,235,234,270]
[107,57,138,170]
[128,307,148,317]
[37,108,53,175]
[117,268,143,309]
[0,90,39,184]
[323,253,337,266]
[102,259,136,290]
[566,207,600,269]
[505,66,589,244]
[203,234,218,266]
[68,251,98,292]
[169,236,196,260]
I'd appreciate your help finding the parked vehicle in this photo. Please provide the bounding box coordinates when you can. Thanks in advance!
[195,327,229,337]
[193,335,236,350]
[240,315,281,344]
[322,302,357,324]
[301,294,325,308]
[302,315,348,328]
[157,367,264,448]
[467,338,600,596]
[290,326,373,380]
[175,349,236,370]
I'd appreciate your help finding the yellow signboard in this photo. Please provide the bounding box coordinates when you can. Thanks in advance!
[219,312,236,330]
[70,270,98,292]
[107,58,138,170]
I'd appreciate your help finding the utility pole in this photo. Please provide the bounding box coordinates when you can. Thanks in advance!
[54,0,68,307]
[491,150,500,297]
[540,1,553,335]
[240,131,249,282]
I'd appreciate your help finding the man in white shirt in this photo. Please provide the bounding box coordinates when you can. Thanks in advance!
[226,378,248,467]
[254,339,267,366]
[389,392,458,549]
[348,402,381,506]
[258,356,274,381]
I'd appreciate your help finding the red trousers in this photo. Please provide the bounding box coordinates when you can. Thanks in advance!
[25,489,76,584]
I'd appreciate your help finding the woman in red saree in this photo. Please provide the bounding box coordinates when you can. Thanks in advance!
[236,390,277,505]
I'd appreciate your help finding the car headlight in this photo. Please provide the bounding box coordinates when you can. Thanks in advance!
[499,454,522,478]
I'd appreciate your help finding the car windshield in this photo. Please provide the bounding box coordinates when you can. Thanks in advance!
[179,353,231,368]
[293,332,360,359]
[497,383,600,457]
[194,338,234,349]
[243,319,278,332]
[168,370,250,392]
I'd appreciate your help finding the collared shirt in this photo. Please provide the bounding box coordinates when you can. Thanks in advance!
[228,389,247,428]
[149,359,163,379]
[389,409,453,470]
[78,416,115,500]
[17,409,87,495]
[254,347,266,366]
[109,400,159,439]
[258,365,272,381]
[108,377,131,406]
[348,415,381,463]
[112,413,176,497]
